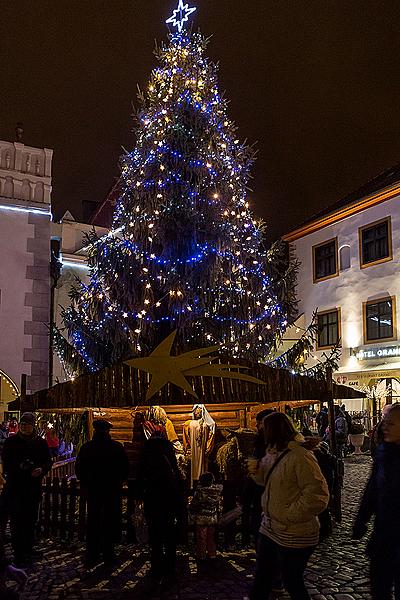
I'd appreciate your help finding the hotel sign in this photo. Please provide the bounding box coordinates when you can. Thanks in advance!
[354,345,400,361]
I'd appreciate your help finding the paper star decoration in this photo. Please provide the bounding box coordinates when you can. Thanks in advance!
[125,331,266,401]
[166,0,197,33]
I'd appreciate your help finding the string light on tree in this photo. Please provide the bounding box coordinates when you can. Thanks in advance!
[60,2,298,373]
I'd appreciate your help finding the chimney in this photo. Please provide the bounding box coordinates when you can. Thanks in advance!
[15,122,24,142]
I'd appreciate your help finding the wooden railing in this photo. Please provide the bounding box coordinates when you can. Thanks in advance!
[38,477,133,542]
[49,457,76,480]
[37,477,244,545]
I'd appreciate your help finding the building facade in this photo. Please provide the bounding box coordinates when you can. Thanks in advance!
[284,168,400,412]
[0,139,53,417]
[51,213,107,384]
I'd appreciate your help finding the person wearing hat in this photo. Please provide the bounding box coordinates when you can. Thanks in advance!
[75,419,129,567]
[1,412,52,566]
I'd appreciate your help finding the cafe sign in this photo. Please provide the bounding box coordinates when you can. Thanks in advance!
[354,344,400,361]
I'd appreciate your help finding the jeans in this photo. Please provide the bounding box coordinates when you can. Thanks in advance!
[196,525,217,560]
[370,548,400,599]
[250,534,314,600]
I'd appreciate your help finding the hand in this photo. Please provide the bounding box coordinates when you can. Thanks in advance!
[31,468,43,478]
[352,523,367,540]
[247,458,258,475]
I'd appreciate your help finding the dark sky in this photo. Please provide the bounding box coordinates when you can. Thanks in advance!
[2,0,400,241]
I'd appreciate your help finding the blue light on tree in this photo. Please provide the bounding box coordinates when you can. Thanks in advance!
[61,4,297,374]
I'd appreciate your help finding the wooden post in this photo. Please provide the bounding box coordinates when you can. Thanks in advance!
[326,367,337,457]
[87,409,94,441]
[326,366,342,522]
[20,374,27,413]
[386,378,393,405]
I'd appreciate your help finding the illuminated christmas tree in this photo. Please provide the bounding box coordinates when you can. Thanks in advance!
[62,2,297,372]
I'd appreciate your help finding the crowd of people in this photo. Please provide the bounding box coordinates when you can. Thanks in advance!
[0,403,399,599]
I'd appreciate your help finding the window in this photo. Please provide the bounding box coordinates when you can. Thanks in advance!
[359,217,392,268]
[364,297,396,342]
[313,238,338,282]
[317,309,340,349]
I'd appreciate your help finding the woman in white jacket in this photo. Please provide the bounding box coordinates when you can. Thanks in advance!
[248,412,329,600]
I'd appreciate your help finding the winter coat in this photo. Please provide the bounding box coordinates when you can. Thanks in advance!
[252,440,329,548]
[1,432,52,502]
[124,427,146,480]
[354,442,400,553]
[0,427,8,454]
[190,483,222,526]
[335,412,348,444]
[75,432,129,494]
[137,437,184,519]
[370,421,384,458]
[316,411,329,437]
[46,430,59,449]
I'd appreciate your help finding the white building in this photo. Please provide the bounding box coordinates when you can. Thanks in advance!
[0,139,53,418]
[283,166,400,412]
[51,213,107,384]
[0,134,112,417]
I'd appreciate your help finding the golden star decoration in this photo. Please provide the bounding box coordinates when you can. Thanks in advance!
[125,331,265,401]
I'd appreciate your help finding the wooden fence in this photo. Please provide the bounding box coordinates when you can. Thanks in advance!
[38,477,134,542]
[37,477,244,545]
[49,457,76,480]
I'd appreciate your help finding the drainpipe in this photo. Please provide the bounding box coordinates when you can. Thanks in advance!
[49,240,62,388]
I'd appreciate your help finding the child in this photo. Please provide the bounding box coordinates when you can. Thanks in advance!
[190,472,222,561]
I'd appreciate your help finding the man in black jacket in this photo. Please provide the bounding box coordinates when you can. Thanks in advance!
[1,412,52,566]
[353,404,400,599]
[75,419,129,567]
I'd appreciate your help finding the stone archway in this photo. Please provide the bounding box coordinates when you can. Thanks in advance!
[0,369,19,420]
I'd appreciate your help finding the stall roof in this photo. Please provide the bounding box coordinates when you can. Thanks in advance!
[9,357,364,412]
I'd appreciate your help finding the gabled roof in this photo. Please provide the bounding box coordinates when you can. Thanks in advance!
[283,163,400,242]
[90,178,121,228]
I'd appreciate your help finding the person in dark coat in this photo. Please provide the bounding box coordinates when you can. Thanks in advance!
[137,436,184,584]
[316,407,329,438]
[75,419,129,567]
[1,412,52,566]
[369,403,393,458]
[353,404,400,599]
[0,422,9,456]
[241,409,274,543]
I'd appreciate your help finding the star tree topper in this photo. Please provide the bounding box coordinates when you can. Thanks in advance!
[125,331,266,401]
[166,0,197,33]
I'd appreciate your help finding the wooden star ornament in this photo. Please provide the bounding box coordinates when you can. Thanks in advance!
[125,331,265,401]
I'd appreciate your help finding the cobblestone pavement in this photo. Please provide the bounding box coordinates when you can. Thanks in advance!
[9,456,372,600]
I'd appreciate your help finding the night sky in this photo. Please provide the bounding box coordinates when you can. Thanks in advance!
[2,0,400,241]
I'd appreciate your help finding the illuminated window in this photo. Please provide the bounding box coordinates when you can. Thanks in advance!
[313,238,338,282]
[317,309,340,349]
[364,297,395,342]
[359,218,392,267]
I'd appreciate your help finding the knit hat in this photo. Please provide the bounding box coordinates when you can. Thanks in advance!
[93,419,113,432]
[20,412,36,426]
